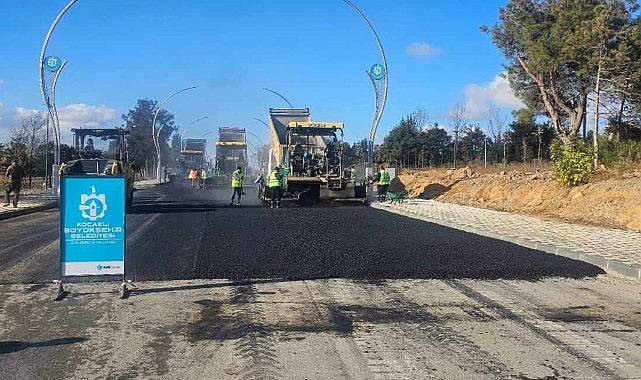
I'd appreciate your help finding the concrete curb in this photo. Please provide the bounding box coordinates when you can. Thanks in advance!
[372,202,641,281]
[0,202,58,222]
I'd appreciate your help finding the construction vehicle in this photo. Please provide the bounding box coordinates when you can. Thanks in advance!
[263,108,366,205]
[212,127,247,186]
[59,127,135,210]
[179,138,207,174]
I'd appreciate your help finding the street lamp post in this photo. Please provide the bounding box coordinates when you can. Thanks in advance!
[342,0,388,172]
[263,88,294,108]
[152,86,196,183]
[252,118,272,169]
[39,0,77,164]
[246,130,266,173]
[39,0,77,197]
[181,116,208,150]
[252,117,269,129]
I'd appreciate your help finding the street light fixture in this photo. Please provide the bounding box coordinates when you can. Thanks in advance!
[252,117,269,129]
[152,86,196,183]
[246,131,266,174]
[190,116,208,127]
[263,88,294,108]
[181,116,208,150]
[342,0,388,169]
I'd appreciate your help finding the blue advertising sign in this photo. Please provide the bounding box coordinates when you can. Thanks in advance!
[60,176,126,276]
[369,63,385,80]
[43,56,62,72]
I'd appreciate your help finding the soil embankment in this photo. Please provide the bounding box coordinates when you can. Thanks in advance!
[394,167,641,232]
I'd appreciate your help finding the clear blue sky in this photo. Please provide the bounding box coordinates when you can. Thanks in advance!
[0,0,522,148]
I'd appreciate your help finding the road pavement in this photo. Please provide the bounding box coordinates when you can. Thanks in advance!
[1,177,640,379]
[3,177,639,280]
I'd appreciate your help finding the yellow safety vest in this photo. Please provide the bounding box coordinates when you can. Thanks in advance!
[231,170,243,187]
[268,171,281,187]
[111,161,122,175]
[378,170,390,185]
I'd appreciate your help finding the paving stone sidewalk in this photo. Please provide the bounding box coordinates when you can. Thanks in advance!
[0,194,57,221]
[372,199,641,280]
[0,179,159,221]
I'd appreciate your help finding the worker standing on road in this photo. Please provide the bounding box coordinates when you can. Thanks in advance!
[255,173,265,201]
[350,165,358,183]
[188,168,195,188]
[193,168,200,189]
[268,166,283,208]
[370,164,391,202]
[201,167,208,191]
[230,166,244,206]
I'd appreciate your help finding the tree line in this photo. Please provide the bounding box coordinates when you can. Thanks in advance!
[0,99,182,180]
[374,0,641,182]
[5,1,641,183]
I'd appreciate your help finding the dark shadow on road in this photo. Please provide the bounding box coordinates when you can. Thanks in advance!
[129,278,286,296]
[0,337,88,355]
[128,203,265,214]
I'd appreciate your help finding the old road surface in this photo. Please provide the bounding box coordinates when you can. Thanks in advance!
[1,178,640,379]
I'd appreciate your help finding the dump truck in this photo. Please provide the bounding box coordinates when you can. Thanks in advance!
[179,138,207,174]
[263,108,366,205]
[212,127,247,186]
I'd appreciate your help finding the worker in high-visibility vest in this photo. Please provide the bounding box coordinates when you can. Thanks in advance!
[111,161,123,175]
[230,166,244,206]
[189,168,199,189]
[350,165,358,183]
[268,166,283,208]
[201,168,208,191]
[371,165,391,202]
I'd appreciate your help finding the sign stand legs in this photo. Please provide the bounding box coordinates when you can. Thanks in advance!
[119,279,135,299]
[53,279,67,302]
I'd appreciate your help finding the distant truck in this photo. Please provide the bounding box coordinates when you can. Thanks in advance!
[264,108,366,205]
[179,139,207,174]
[212,127,247,186]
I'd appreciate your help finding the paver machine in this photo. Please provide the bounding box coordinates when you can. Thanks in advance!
[263,108,366,205]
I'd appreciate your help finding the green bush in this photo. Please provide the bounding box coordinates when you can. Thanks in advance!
[599,137,641,166]
[550,139,593,186]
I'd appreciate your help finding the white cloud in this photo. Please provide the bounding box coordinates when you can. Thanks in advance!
[54,104,117,145]
[463,73,524,119]
[406,42,441,58]
[15,106,42,118]
[0,79,4,86]
[0,103,15,142]
[0,103,117,144]
[57,104,117,133]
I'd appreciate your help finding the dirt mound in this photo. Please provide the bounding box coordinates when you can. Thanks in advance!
[396,167,641,232]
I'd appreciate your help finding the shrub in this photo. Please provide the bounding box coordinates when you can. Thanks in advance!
[550,139,593,186]
[599,137,641,167]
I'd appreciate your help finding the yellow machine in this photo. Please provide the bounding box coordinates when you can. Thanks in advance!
[59,128,135,210]
[264,108,366,205]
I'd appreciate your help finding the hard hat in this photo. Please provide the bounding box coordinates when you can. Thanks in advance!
[273,166,279,171]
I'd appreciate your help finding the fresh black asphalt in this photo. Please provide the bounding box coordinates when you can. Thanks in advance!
[124,179,604,282]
